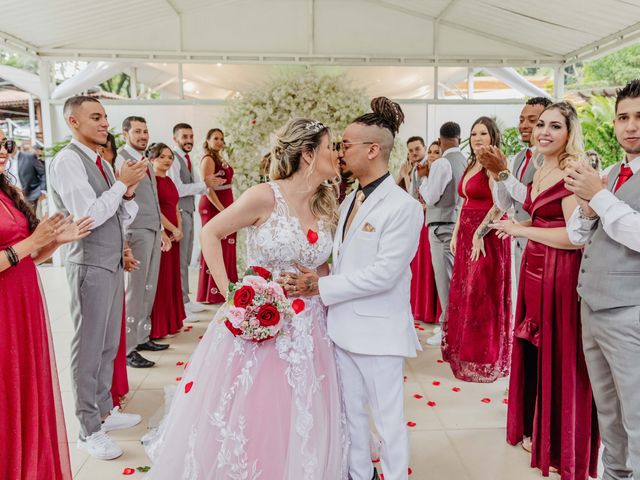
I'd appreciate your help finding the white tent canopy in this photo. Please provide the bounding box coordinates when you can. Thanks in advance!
[1,0,639,67]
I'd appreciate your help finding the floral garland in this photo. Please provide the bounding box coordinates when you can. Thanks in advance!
[221,71,370,192]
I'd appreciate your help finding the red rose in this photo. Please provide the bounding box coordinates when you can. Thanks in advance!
[256,304,280,327]
[233,285,255,308]
[306,229,319,244]
[292,298,305,314]
[224,319,243,336]
[249,266,272,281]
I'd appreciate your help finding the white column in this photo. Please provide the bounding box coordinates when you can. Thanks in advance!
[130,67,138,99]
[28,94,37,144]
[467,68,475,99]
[553,65,565,101]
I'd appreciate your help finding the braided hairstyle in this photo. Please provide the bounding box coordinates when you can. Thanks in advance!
[0,171,39,232]
[353,97,405,136]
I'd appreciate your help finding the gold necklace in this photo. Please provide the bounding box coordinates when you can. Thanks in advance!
[533,165,559,194]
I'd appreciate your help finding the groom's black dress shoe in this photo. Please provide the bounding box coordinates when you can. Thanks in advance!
[371,469,380,480]
[136,340,169,351]
[127,351,155,368]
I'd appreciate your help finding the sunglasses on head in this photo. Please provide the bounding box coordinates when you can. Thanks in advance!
[0,139,16,154]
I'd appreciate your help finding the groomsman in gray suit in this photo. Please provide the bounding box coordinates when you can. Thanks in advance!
[566,80,640,480]
[480,96,552,285]
[168,123,224,318]
[419,122,466,346]
[115,116,170,368]
[49,96,148,460]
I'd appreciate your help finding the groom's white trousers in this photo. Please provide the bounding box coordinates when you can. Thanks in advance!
[336,347,409,480]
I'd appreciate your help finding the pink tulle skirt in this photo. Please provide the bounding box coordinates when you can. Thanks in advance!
[144,296,348,479]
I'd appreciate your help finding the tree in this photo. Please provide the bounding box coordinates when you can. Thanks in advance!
[579,96,623,169]
[0,52,37,73]
[583,45,640,86]
[100,73,131,97]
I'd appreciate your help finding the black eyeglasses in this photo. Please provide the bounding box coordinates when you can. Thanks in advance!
[0,139,16,154]
[338,141,374,153]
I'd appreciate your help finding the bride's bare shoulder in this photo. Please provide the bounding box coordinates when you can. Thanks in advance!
[237,183,276,214]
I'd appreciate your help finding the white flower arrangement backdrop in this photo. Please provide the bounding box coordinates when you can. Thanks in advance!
[221,71,408,269]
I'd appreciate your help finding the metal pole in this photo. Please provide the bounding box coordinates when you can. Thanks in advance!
[553,64,565,101]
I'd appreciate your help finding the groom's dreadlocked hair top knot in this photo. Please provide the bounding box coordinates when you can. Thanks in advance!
[354,97,405,137]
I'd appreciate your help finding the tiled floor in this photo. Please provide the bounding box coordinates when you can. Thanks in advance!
[39,265,601,479]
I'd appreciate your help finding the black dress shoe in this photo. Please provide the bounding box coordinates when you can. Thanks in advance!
[372,469,379,480]
[136,340,169,352]
[127,351,155,368]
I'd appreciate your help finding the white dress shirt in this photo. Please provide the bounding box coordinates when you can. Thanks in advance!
[49,139,138,228]
[115,143,144,171]
[567,155,640,252]
[419,147,458,206]
[492,149,536,211]
[168,147,207,198]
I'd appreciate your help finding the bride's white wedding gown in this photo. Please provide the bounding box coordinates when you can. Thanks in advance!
[143,181,348,479]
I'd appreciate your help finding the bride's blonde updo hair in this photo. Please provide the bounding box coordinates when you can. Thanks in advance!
[270,117,338,226]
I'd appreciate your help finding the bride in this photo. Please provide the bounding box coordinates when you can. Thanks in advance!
[143,118,348,479]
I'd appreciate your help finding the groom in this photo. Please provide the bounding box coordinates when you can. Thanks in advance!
[285,98,423,480]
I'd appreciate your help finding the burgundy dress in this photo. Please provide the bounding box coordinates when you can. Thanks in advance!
[0,189,71,479]
[410,213,441,323]
[110,301,128,407]
[442,170,512,382]
[150,176,186,339]
[506,180,599,480]
[197,163,238,303]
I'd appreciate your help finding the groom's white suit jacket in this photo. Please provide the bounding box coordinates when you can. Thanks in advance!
[319,175,424,358]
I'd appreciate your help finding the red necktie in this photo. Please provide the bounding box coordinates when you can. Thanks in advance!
[185,153,192,172]
[519,148,532,181]
[613,163,633,193]
[95,155,109,184]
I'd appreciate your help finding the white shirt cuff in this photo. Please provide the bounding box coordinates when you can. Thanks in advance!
[589,189,617,216]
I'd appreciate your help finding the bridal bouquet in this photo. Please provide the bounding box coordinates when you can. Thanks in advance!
[222,266,305,343]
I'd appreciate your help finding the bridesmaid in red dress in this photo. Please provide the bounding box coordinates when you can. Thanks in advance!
[149,143,186,338]
[442,117,512,383]
[197,128,238,304]
[0,133,92,479]
[409,140,442,323]
[493,102,599,479]
[98,133,132,407]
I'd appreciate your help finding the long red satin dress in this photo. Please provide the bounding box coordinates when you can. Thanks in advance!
[110,302,129,407]
[410,210,441,323]
[506,180,599,480]
[442,169,512,382]
[0,189,71,479]
[197,163,238,303]
[150,176,186,338]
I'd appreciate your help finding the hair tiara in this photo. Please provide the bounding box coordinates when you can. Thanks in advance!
[304,120,326,133]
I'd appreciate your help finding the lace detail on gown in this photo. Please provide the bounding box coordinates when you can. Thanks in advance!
[143,182,347,480]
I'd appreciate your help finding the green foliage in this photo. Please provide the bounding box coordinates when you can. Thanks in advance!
[45,131,125,160]
[221,71,370,192]
[501,127,525,157]
[583,45,640,86]
[0,52,37,73]
[578,96,623,168]
[100,73,131,97]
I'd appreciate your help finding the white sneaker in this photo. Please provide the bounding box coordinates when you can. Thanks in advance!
[433,325,442,334]
[185,301,206,313]
[426,331,442,346]
[102,406,141,432]
[78,429,123,460]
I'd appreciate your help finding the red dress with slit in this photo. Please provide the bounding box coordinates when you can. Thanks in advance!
[506,180,599,479]
[0,189,71,479]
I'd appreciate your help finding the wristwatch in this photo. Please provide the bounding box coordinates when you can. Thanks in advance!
[122,192,136,201]
[497,169,510,181]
